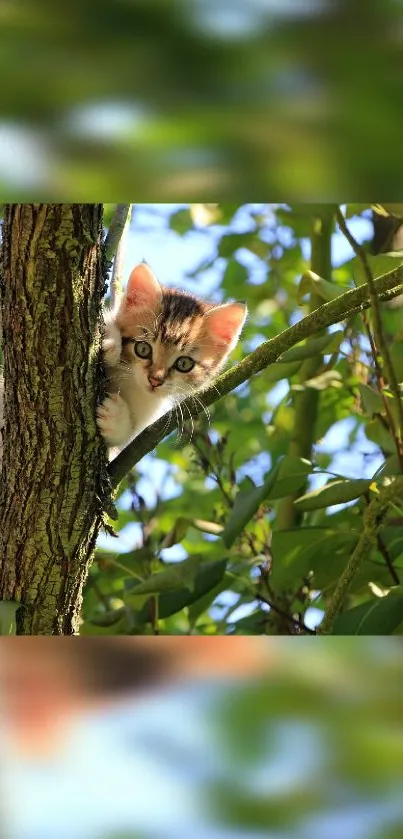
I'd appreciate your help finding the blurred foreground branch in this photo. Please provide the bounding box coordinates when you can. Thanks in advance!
[109,268,403,488]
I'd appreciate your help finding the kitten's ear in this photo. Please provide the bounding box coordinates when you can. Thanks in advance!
[124,264,162,309]
[203,302,247,350]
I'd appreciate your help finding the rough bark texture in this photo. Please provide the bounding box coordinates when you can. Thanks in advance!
[0,204,108,635]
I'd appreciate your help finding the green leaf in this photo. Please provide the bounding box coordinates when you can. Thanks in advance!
[268,474,311,501]
[80,613,129,635]
[389,341,403,382]
[373,204,403,218]
[280,331,343,363]
[374,454,401,478]
[192,519,224,535]
[115,546,154,573]
[266,456,313,500]
[293,370,343,391]
[271,528,330,585]
[169,208,193,235]
[160,517,191,549]
[131,558,228,620]
[353,253,403,286]
[264,361,302,382]
[125,555,201,601]
[298,271,349,304]
[294,479,372,511]
[158,559,228,619]
[0,600,19,635]
[231,610,267,634]
[221,458,314,550]
[276,455,314,478]
[222,464,281,548]
[332,587,403,635]
[358,384,384,415]
[161,517,224,549]
[218,232,268,259]
[222,259,249,292]
[365,419,397,454]
[270,527,357,588]
[188,574,232,626]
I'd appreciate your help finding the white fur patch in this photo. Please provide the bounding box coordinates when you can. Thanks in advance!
[102,310,122,367]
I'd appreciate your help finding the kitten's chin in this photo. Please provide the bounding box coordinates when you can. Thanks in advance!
[146,383,164,396]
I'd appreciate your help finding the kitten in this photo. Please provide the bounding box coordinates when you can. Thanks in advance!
[96,263,247,449]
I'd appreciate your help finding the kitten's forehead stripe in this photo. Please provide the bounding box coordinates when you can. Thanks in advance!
[159,289,207,346]
[162,291,204,323]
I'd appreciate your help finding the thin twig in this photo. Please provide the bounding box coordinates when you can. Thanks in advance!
[363,491,400,585]
[364,492,400,586]
[319,476,403,633]
[358,306,402,466]
[108,270,403,488]
[376,532,400,585]
[256,590,316,635]
[336,207,403,468]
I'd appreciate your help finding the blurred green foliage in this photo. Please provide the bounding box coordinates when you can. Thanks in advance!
[1,1,403,197]
[101,640,403,839]
[206,640,403,836]
[82,202,403,636]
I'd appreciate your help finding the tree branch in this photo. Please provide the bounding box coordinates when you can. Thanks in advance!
[108,268,403,489]
[318,476,403,634]
[104,204,132,267]
[109,205,133,308]
[376,532,400,585]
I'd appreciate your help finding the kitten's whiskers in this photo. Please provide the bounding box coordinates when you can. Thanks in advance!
[158,406,175,440]
[189,390,211,424]
[181,399,195,443]
[174,383,211,427]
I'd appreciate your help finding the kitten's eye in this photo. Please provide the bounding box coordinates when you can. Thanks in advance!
[134,341,152,360]
[174,356,195,373]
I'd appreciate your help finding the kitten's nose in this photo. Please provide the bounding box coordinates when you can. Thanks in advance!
[148,374,164,389]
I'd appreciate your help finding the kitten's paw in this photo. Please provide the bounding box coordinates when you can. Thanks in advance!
[96,393,133,447]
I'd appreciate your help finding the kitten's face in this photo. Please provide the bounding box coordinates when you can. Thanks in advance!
[114,264,247,405]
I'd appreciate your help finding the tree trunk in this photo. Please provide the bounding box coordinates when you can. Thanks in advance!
[0,204,108,635]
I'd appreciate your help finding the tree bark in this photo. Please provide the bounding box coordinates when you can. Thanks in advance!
[0,204,108,635]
